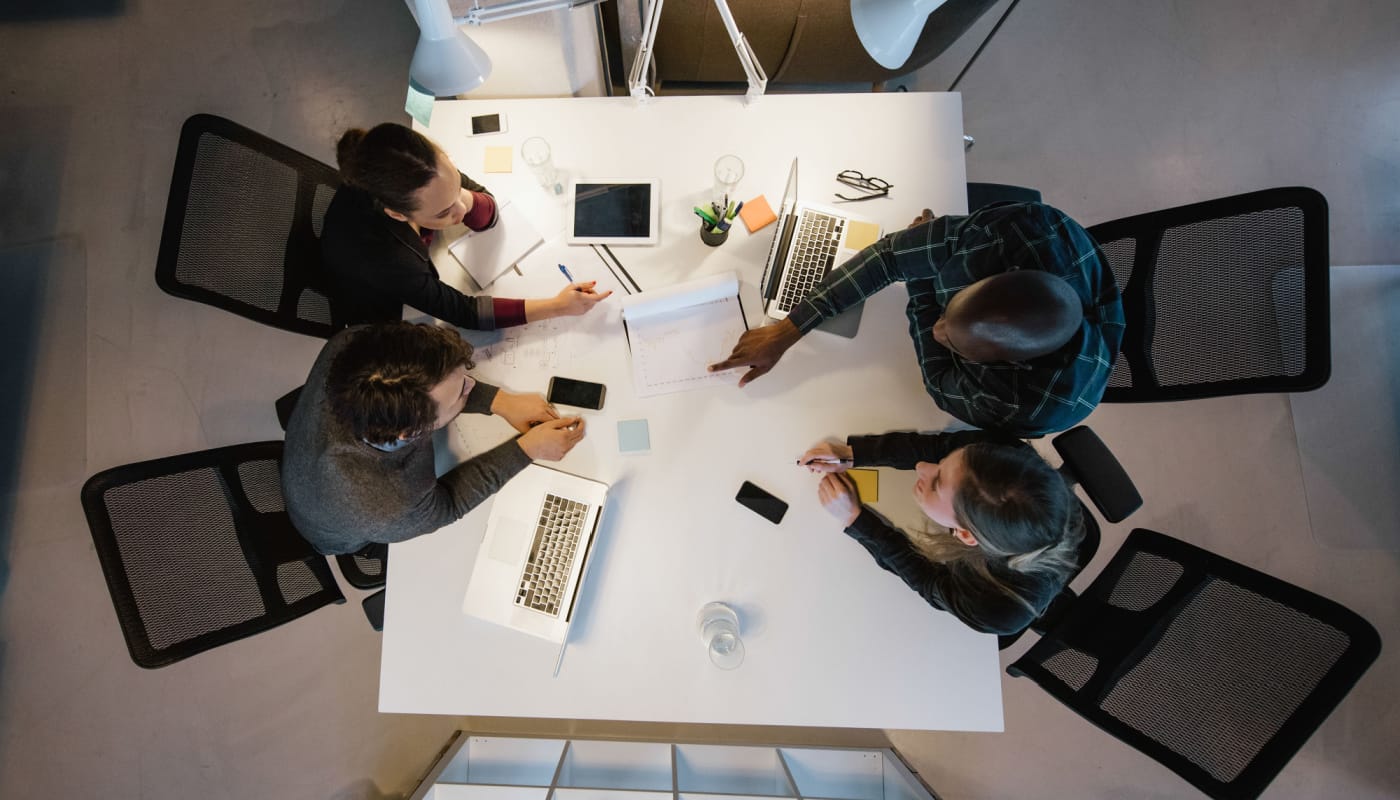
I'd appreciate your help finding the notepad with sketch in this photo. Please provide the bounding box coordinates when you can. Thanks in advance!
[446,197,544,289]
[619,272,749,398]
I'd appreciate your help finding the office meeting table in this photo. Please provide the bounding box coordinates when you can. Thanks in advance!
[380,92,993,730]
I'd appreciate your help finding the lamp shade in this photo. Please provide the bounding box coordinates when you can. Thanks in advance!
[410,0,492,96]
[850,0,948,70]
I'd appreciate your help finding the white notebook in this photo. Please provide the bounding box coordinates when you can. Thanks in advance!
[619,272,748,398]
[446,197,544,289]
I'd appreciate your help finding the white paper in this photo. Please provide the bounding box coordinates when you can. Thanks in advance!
[447,197,544,288]
[620,272,746,398]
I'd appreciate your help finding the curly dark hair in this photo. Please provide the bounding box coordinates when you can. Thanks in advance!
[326,323,475,444]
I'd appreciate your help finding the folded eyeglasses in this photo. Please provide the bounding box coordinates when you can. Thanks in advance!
[835,169,893,201]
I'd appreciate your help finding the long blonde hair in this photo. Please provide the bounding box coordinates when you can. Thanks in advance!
[905,443,1084,617]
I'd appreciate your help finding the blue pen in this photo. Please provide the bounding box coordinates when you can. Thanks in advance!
[558,263,576,283]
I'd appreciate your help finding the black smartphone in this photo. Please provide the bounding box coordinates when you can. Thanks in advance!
[736,481,788,524]
[547,377,606,410]
[470,113,506,135]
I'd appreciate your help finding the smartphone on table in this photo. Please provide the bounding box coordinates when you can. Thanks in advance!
[469,113,507,135]
[547,376,606,410]
[736,481,788,524]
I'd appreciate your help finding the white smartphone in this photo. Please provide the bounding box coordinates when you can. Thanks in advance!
[469,113,507,136]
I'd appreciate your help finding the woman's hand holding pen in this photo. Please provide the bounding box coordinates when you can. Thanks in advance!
[798,442,854,473]
[525,281,613,321]
[817,472,862,527]
[553,281,612,316]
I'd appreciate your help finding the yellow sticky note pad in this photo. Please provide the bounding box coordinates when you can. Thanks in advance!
[484,146,513,173]
[847,468,878,503]
[844,220,881,251]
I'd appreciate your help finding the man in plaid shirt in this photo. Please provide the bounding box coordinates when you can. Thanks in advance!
[710,202,1125,437]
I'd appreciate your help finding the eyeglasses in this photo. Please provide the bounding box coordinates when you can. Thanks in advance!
[835,169,892,201]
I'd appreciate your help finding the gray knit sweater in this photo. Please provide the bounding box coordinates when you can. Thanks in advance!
[281,328,533,555]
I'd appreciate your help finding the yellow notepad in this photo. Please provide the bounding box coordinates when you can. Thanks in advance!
[484,146,513,173]
[844,220,881,251]
[847,468,878,503]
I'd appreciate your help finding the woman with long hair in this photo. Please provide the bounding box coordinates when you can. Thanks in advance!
[801,429,1084,635]
[321,122,609,329]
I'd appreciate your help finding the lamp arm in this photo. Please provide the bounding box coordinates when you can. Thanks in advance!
[626,0,767,103]
[461,0,607,26]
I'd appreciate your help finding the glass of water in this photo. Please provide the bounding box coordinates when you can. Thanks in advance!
[712,154,744,206]
[697,601,745,670]
[521,136,563,195]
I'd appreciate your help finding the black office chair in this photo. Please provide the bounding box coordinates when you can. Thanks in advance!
[997,426,1142,650]
[362,589,387,632]
[155,113,345,339]
[275,385,304,431]
[1008,528,1381,800]
[80,441,345,668]
[1088,187,1330,402]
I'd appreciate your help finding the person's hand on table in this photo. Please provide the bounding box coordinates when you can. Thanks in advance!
[518,416,586,461]
[708,318,801,387]
[798,442,854,473]
[526,282,613,321]
[491,390,559,433]
[908,208,935,229]
[818,472,862,527]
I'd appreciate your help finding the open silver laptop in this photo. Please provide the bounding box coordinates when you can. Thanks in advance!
[462,464,608,643]
[758,158,882,338]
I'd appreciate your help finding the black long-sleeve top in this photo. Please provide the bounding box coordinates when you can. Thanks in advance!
[320,171,521,329]
[843,429,1066,635]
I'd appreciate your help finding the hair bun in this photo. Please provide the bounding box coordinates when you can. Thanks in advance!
[335,128,368,172]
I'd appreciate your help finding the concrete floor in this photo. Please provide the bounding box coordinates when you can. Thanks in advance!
[1,0,1397,797]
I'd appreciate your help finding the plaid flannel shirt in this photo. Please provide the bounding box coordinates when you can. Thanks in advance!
[787,202,1124,436]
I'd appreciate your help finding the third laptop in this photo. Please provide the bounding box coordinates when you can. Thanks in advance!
[758,158,883,339]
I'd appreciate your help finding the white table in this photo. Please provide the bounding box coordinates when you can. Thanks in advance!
[381,93,998,730]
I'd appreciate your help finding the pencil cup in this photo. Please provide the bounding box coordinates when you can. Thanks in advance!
[697,602,745,670]
[521,136,563,195]
[699,221,729,247]
[712,154,744,205]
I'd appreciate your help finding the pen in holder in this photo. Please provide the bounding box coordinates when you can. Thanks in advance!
[695,204,730,246]
[699,221,729,246]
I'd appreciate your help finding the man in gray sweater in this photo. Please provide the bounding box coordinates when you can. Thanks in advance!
[282,323,585,555]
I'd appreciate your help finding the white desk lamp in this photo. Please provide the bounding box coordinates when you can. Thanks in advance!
[627,0,768,104]
[849,0,948,70]
[411,0,494,96]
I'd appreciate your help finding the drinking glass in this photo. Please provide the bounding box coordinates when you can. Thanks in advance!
[712,154,744,207]
[521,136,563,195]
[696,601,745,670]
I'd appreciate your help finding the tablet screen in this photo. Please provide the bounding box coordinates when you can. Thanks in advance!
[574,183,653,239]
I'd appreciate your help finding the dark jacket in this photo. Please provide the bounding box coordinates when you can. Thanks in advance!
[321,171,503,329]
[842,429,1069,635]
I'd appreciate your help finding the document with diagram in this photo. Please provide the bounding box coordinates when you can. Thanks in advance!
[619,272,748,398]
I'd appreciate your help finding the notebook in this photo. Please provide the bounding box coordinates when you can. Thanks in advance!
[446,196,544,289]
[757,158,882,339]
[618,271,749,397]
[462,464,609,644]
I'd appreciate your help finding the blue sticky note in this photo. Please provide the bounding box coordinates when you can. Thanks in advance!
[405,82,435,128]
[617,419,650,454]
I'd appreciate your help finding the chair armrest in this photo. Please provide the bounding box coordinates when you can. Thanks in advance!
[1053,426,1142,523]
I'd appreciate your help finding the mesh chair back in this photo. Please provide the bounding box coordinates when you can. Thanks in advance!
[1008,529,1380,800]
[156,114,344,338]
[1088,187,1329,401]
[80,442,344,668]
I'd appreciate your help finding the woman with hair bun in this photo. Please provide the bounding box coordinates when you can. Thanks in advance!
[800,430,1085,635]
[322,123,609,329]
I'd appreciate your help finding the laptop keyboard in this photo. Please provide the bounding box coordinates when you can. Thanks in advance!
[515,494,589,617]
[776,212,845,313]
